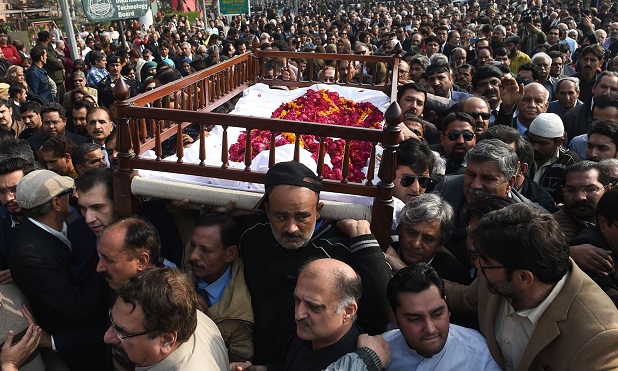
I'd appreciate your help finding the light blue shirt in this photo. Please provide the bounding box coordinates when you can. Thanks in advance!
[516,119,528,136]
[196,263,232,306]
[383,324,501,371]
[568,134,588,159]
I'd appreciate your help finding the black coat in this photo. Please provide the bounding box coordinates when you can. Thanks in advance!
[9,219,108,371]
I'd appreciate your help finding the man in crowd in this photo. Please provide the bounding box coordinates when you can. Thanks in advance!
[11,170,108,371]
[188,212,254,362]
[38,135,78,178]
[392,138,435,205]
[71,99,94,138]
[96,217,161,292]
[383,264,501,370]
[25,46,53,103]
[457,96,491,135]
[105,267,229,369]
[563,72,618,143]
[554,161,613,243]
[237,161,390,364]
[504,35,530,74]
[397,82,426,118]
[86,107,114,166]
[427,63,471,102]
[573,45,605,104]
[385,193,471,284]
[0,157,32,273]
[97,56,137,109]
[18,101,42,140]
[0,99,24,138]
[547,77,582,116]
[587,121,618,162]
[28,103,88,160]
[71,143,107,176]
[433,112,476,175]
[527,113,580,201]
[446,203,618,370]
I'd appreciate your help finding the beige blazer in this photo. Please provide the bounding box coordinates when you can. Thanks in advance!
[445,260,618,371]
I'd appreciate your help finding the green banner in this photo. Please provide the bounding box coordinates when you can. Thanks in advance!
[219,0,248,15]
[82,0,149,22]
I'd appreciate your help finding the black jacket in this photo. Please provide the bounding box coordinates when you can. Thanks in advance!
[9,219,108,371]
[237,212,391,365]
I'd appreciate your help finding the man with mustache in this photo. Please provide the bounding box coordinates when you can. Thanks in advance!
[86,107,113,166]
[572,45,605,105]
[554,161,613,243]
[527,113,580,202]
[187,212,253,362]
[0,98,25,138]
[434,139,537,268]
[445,203,618,370]
[236,161,390,365]
[233,258,363,371]
[432,112,477,175]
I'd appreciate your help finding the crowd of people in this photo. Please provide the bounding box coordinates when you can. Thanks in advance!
[0,0,618,369]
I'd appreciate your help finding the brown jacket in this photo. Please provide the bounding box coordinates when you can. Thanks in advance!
[206,258,254,362]
[445,260,618,371]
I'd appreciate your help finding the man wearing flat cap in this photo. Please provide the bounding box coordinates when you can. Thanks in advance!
[527,113,580,202]
[236,161,391,366]
[9,169,108,371]
[97,55,137,109]
[504,35,531,74]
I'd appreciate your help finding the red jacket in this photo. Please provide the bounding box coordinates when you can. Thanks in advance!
[1,44,21,65]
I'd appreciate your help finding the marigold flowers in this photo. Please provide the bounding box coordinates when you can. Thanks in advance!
[228,89,384,182]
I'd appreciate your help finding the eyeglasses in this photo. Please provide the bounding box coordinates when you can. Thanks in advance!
[355,50,368,55]
[446,130,475,141]
[399,175,432,188]
[562,185,606,195]
[108,308,156,343]
[74,79,84,83]
[0,186,17,195]
[398,70,410,75]
[477,256,505,270]
[465,111,491,120]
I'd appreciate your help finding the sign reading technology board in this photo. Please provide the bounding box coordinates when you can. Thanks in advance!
[219,0,249,15]
[82,0,149,21]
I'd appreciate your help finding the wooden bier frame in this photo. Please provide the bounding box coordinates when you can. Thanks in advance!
[112,50,403,249]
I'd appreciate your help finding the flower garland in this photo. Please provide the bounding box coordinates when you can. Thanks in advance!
[228,89,384,183]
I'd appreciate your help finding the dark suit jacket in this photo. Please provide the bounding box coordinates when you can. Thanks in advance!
[445,260,618,370]
[28,131,89,160]
[562,102,592,145]
[9,219,108,371]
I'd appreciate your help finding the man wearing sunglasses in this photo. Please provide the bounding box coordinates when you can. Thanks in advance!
[457,96,492,134]
[392,138,436,205]
[434,112,477,175]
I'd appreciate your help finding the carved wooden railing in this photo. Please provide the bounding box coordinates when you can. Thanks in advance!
[112,51,402,249]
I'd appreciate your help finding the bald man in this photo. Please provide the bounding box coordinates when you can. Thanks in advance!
[459,96,492,135]
[514,82,549,135]
[234,258,363,371]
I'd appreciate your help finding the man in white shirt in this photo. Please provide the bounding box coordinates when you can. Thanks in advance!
[382,263,500,370]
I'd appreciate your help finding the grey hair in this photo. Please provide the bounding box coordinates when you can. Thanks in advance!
[466,139,519,179]
[180,42,191,49]
[556,76,580,92]
[397,193,454,244]
[430,53,449,65]
[493,25,506,37]
[72,70,86,79]
[197,45,207,53]
[600,158,618,169]
[21,200,52,219]
[531,52,552,65]
[333,267,362,314]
